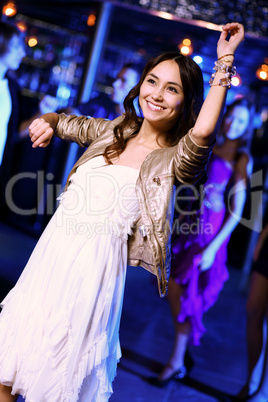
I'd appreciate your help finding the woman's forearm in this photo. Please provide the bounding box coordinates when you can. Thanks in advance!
[191,23,244,146]
[211,185,246,250]
[210,211,243,250]
[191,77,229,146]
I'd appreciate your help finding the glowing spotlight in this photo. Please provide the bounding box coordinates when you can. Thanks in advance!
[2,2,17,17]
[180,46,190,55]
[193,55,203,65]
[261,64,268,72]
[182,38,191,46]
[260,71,268,80]
[52,65,61,75]
[158,11,173,20]
[205,22,218,31]
[28,36,38,47]
[256,67,268,81]
[178,41,193,56]
[57,84,71,100]
[232,76,241,86]
[87,14,96,26]
[16,21,27,32]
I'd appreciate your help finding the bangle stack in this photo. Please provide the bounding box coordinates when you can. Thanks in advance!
[209,54,236,89]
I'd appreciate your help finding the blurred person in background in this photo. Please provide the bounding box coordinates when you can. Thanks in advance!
[150,97,254,386]
[109,63,140,116]
[61,63,141,164]
[234,214,268,402]
[0,20,58,220]
[66,63,141,120]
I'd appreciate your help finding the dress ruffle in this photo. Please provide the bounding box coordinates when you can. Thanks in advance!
[0,295,121,401]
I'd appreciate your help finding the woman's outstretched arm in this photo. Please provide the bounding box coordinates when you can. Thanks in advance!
[191,22,245,146]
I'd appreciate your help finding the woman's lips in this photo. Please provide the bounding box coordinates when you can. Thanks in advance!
[146,101,165,111]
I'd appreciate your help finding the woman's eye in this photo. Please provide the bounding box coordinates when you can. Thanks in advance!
[147,78,155,84]
[168,86,178,93]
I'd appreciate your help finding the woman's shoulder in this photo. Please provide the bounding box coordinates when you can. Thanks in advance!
[236,147,252,165]
[97,114,124,131]
[234,148,253,177]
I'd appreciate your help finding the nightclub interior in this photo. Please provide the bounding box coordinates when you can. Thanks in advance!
[0,1,268,401]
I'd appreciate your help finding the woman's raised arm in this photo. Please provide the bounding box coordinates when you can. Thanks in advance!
[191,22,245,146]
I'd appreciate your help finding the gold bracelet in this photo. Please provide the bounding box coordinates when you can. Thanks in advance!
[210,80,231,89]
[218,53,234,61]
[221,59,233,63]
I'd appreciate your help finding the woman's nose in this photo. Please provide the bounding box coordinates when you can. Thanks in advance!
[151,89,163,101]
[230,120,238,130]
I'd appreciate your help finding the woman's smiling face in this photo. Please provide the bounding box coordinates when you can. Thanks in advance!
[139,59,184,132]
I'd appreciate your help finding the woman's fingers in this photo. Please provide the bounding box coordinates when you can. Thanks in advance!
[222,22,241,30]
[217,22,244,58]
[29,118,54,148]
[31,133,51,148]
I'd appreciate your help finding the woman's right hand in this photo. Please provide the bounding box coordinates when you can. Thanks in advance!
[29,114,57,148]
[217,22,244,60]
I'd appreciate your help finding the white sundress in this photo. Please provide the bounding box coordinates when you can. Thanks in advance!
[0,155,140,402]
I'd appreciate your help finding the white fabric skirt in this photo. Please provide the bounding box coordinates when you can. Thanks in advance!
[0,156,140,401]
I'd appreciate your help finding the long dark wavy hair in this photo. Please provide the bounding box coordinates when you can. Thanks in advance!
[103,51,204,164]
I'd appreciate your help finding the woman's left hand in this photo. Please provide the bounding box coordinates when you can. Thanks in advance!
[217,22,245,59]
[196,244,218,271]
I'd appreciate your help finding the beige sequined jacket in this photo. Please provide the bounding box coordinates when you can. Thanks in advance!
[55,114,214,297]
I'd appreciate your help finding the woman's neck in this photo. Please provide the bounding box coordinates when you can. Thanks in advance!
[137,120,167,149]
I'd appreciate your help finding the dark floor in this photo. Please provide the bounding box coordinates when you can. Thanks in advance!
[0,221,250,402]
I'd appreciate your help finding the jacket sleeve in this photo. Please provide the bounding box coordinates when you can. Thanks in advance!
[174,128,215,184]
[54,113,121,147]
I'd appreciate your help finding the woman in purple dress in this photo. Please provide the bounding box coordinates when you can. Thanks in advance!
[153,98,253,385]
